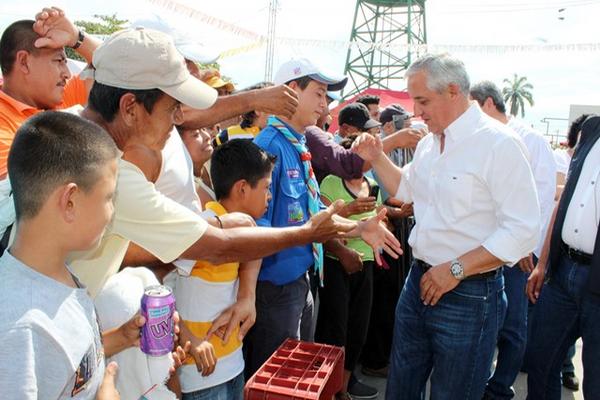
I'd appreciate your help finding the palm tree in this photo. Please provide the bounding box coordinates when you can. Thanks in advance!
[502,74,534,118]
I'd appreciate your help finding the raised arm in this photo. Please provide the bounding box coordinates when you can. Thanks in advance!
[182,85,299,129]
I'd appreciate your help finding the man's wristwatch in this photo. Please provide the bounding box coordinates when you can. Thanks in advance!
[450,259,465,281]
[71,30,85,49]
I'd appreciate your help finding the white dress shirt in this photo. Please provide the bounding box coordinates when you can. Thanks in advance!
[395,103,540,266]
[508,118,557,257]
[561,138,600,254]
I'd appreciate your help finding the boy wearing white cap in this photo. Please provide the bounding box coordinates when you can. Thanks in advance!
[246,59,401,378]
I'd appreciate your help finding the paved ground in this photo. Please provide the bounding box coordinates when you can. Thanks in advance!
[356,340,584,399]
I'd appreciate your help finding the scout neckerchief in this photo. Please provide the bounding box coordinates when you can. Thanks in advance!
[268,116,324,285]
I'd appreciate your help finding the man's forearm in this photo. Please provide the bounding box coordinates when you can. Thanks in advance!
[122,242,162,267]
[536,201,560,271]
[182,92,254,129]
[459,246,503,276]
[182,224,314,264]
[371,153,403,200]
[76,32,101,64]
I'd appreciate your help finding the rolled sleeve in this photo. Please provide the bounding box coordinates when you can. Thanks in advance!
[482,137,541,264]
[305,127,364,181]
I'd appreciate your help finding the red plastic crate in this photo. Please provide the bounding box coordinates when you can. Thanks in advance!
[244,339,345,400]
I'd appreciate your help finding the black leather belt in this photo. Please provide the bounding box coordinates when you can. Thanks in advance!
[561,241,592,265]
[415,259,500,281]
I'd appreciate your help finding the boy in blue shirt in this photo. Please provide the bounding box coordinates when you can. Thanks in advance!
[247,58,402,378]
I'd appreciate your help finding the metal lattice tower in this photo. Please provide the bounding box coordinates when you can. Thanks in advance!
[264,0,278,82]
[342,0,427,99]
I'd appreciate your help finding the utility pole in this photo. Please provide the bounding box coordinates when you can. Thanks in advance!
[265,0,278,82]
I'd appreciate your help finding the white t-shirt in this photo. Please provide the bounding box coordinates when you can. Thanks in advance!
[155,130,202,214]
[0,251,104,400]
[95,267,176,400]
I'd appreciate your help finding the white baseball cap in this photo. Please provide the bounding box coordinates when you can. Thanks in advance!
[130,14,219,64]
[274,58,348,91]
[91,27,218,110]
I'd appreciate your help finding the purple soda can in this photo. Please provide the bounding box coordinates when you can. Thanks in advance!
[140,285,176,356]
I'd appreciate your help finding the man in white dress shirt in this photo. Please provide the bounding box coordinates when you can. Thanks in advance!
[352,54,540,400]
[470,80,556,399]
[525,115,600,399]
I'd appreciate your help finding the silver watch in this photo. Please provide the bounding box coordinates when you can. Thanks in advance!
[450,259,465,280]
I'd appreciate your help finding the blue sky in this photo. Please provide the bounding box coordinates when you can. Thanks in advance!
[1,0,599,138]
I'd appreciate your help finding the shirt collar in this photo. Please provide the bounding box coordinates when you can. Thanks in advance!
[273,117,306,144]
[0,89,40,114]
[443,102,482,144]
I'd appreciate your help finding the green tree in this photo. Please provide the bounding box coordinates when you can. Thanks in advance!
[502,74,534,118]
[66,14,128,61]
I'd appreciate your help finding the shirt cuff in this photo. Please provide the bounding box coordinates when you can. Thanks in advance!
[482,229,536,265]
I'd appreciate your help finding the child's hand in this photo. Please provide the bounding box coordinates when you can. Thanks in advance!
[190,340,217,376]
[208,296,256,343]
[168,341,192,377]
[96,361,120,400]
[119,312,145,348]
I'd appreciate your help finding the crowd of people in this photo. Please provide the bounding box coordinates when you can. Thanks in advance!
[0,6,598,400]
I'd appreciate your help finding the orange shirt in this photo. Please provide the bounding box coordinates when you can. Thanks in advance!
[0,76,88,178]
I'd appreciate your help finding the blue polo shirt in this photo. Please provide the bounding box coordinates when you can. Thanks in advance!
[254,121,322,285]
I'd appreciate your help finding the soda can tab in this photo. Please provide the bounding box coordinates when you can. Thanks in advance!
[140,285,176,356]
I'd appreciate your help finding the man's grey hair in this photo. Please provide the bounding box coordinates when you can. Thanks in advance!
[469,80,506,114]
[406,53,470,96]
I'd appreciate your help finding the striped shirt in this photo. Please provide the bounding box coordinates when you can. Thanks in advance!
[175,201,244,393]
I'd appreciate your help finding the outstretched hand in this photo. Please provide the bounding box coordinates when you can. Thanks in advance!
[355,208,402,265]
[253,84,299,120]
[307,200,357,243]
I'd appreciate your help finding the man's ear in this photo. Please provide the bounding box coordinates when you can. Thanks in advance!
[483,96,495,109]
[233,179,250,198]
[119,93,139,127]
[57,183,79,223]
[447,82,461,99]
[14,50,32,74]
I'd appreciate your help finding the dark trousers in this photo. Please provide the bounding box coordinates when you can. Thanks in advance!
[244,272,314,379]
[526,254,600,399]
[484,266,528,399]
[315,257,373,371]
[361,217,412,370]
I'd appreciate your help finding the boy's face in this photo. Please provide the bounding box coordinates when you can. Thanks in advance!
[72,158,118,251]
[291,80,328,129]
[241,174,272,219]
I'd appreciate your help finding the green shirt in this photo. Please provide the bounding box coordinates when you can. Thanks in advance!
[320,174,382,262]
